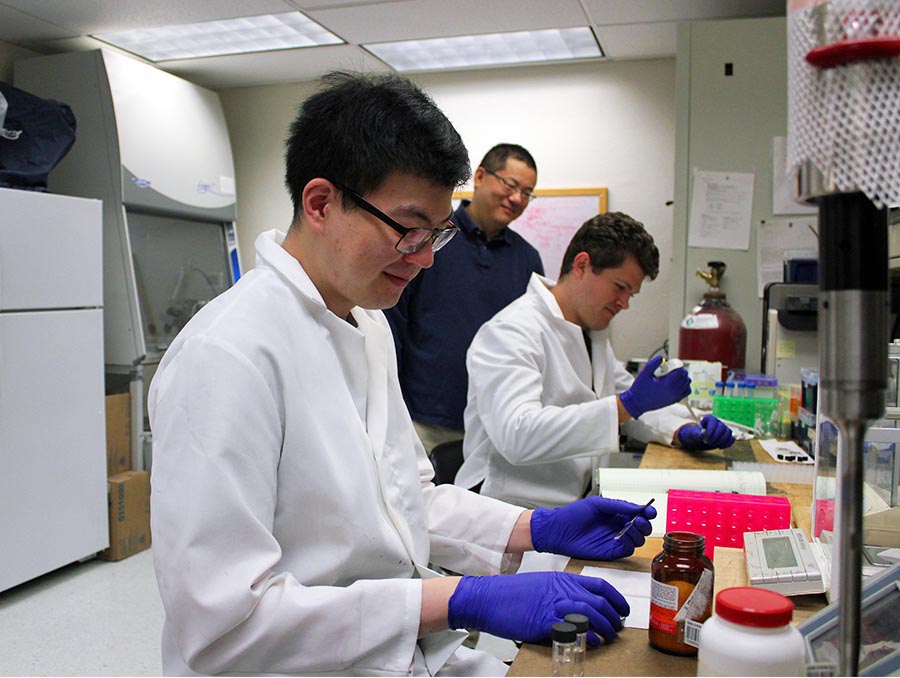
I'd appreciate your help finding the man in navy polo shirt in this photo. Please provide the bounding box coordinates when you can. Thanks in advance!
[386,144,543,459]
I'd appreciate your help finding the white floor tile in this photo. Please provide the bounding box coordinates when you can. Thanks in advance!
[0,548,163,677]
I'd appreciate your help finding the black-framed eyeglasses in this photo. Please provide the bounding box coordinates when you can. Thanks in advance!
[484,168,537,202]
[331,180,458,254]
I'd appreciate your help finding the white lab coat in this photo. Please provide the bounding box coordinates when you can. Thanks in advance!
[456,273,691,509]
[149,230,524,676]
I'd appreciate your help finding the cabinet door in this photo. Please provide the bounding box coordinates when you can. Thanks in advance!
[0,309,107,592]
[0,188,102,311]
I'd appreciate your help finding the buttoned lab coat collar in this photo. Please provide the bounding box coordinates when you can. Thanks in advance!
[527,272,605,392]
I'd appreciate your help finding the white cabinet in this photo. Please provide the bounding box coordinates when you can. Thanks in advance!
[0,188,107,592]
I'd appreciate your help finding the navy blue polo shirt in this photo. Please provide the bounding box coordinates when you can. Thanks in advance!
[385,200,544,430]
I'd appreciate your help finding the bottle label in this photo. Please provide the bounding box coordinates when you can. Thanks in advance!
[681,313,719,329]
[650,569,714,639]
[649,579,680,634]
[683,619,703,648]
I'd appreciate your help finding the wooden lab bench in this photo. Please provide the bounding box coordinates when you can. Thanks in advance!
[507,440,826,676]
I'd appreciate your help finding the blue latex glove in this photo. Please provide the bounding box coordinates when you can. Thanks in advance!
[448,571,629,645]
[677,414,736,451]
[531,496,657,561]
[619,355,692,420]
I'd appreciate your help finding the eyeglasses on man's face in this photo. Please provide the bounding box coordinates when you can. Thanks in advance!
[331,180,458,254]
[484,168,536,202]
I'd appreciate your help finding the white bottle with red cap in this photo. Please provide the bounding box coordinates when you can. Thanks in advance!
[697,586,806,676]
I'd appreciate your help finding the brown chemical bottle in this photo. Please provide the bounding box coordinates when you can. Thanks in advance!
[648,531,714,656]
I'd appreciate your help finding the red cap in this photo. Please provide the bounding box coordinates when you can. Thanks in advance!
[715,587,794,628]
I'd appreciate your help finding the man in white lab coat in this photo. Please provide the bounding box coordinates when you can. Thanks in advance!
[456,212,736,509]
[149,72,658,676]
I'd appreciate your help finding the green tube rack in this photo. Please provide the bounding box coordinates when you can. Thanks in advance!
[711,396,780,429]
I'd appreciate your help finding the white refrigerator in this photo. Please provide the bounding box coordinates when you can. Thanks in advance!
[0,187,108,592]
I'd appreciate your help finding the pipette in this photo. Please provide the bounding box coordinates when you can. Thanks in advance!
[653,358,701,423]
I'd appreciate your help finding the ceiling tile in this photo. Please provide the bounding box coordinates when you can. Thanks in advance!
[306,0,589,43]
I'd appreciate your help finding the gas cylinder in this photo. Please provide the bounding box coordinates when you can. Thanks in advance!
[678,261,746,380]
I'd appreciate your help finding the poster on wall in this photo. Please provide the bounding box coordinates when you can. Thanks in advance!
[688,170,754,251]
[454,188,607,282]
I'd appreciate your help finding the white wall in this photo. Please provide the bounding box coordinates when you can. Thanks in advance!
[219,58,676,359]
[0,39,35,82]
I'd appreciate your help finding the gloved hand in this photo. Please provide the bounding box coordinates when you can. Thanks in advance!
[531,496,657,561]
[677,414,736,451]
[448,571,629,645]
[619,355,691,420]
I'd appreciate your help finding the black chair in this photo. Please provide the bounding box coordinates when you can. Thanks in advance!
[428,439,464,485]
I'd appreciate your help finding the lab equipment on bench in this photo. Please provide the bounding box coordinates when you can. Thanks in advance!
[653,358,701,421]
[551,621,581,677]
[15,49,242,471]
[743,528,828,597]
[762,282,818,386]
[648,531,713,656]
[697,587,806,677]
[667,490,792,561]
[798,560,900,676]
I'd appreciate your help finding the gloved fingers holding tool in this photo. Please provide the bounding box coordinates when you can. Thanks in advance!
[677,414,736,451]
[448,570,629,646]
[619,355,692,420]
[530,496,658,561]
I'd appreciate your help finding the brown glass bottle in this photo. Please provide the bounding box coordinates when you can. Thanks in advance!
[649,531,714,656]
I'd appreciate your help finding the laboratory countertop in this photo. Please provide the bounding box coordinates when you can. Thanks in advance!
[507,440,824,677]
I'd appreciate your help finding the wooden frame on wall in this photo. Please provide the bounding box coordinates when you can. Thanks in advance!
[452,187,609,280]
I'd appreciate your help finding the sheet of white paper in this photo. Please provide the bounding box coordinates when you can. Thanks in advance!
[580,566,652,629]
[772,136,818,216]
[756,217,818,297]
[517,550,570,573]
[758,438,814,464]
[688,170,754,250]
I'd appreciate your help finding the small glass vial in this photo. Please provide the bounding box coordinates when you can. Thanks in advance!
[649,531,714,656]
[697,587,806,676]
[551,621,578,677]
[563,613,588,676]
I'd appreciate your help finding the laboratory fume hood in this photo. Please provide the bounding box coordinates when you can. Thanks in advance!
[15,50,241,469]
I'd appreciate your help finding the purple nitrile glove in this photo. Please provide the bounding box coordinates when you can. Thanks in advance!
[448,571,629,645]
[677,414,736,451]
[619,356,692,420]
[530,496,657,561]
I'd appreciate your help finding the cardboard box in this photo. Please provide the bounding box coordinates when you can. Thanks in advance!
[105,392,131,476]
[99,470,150,561]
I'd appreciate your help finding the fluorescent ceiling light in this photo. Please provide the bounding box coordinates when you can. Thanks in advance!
[365,27,602,73]
[92,12,343,62]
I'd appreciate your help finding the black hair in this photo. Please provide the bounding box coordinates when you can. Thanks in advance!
[478,143,537,173]
[559,212,660,280]
[284,71,471,219]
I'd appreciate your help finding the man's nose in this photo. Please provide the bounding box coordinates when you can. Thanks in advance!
[404,244,435,269]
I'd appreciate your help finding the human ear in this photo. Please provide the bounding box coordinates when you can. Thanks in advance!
[301,178,338,235]
[573,251,592,277]
[472,166,487,189]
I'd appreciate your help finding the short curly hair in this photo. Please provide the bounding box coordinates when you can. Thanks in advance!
[558,212,659,280]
